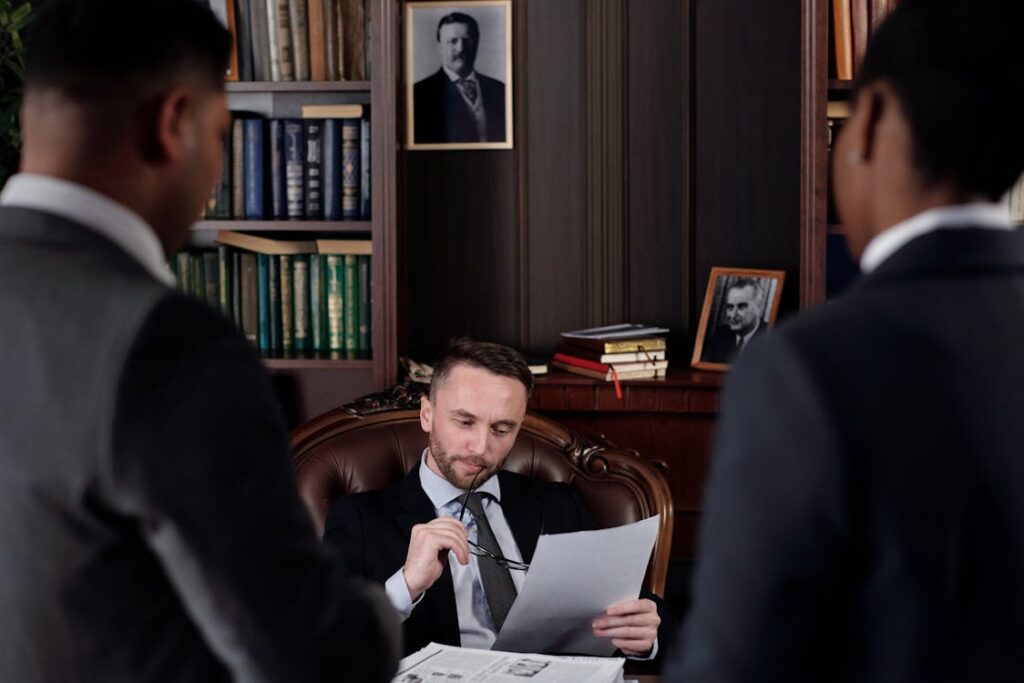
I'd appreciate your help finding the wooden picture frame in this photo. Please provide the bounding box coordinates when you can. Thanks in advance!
[405,0,514,150]
[691,267,786,371]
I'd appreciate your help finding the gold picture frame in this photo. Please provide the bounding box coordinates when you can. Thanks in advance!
[691,267,786,372]
[405,0,514,150]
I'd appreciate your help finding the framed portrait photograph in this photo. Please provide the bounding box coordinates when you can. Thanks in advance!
[691,267,786,371]
[405,0,513,150]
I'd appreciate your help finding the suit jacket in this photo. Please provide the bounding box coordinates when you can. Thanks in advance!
[701,322,767,364]
[324,466,675,667]
[413,68,506,143]
[0,207,399,682]
[668,227,1024,682]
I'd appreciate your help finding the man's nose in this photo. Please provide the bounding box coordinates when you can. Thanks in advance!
[464,427,487,455]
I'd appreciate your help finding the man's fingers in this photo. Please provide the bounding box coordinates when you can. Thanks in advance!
[592,625,656,641]
[592,613,660,630]
[611,638,654,656]
[604,598,655,617]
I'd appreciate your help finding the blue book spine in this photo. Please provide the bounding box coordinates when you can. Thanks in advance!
[304,119,324,220]
[341,118,360,220]
[243,118,265,219]
[360,118,371,219]
[269,119,287,219]
[322,119,342,220]
[283,119,305,219]
[257,253,270,351]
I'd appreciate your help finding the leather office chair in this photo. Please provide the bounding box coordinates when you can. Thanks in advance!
[292,408,674,595]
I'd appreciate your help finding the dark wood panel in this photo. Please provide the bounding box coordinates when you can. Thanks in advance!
[626,0,690,348]
[693,0,803,323]
[522,0,587,351]
[405,151,518,357]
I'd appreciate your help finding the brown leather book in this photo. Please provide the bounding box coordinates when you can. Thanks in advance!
[324,0,341,80]
[832,0,854,80]
[224,0,240,81]
[307,0,328,80]
[851,0,870,74]
[339,0,365,80]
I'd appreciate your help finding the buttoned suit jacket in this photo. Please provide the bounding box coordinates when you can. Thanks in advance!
[669,227,1024,682]
[0,207,398,682]
[324,466,675,666]
[413,68,506,143]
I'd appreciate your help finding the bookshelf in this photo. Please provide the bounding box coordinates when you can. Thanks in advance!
[187,0,400,420]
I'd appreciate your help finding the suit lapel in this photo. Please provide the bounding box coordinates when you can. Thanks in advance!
[390,468,461,648]
[498,472,544,564]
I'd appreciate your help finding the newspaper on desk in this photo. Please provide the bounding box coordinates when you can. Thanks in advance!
[492,515,660,656]
[393,643,624,683]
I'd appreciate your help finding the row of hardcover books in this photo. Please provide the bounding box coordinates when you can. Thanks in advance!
[206,105,370,221]
[206,0,367,82]
[831,0,899,80]
[172,243,372,355]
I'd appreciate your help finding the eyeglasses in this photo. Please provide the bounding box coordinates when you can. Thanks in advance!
[456,472,530,572]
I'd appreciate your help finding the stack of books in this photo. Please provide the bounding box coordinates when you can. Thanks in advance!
[552,324,669,387]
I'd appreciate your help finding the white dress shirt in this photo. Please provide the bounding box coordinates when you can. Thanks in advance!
[384,451,658,659]
[0,173,176,286]
[860,202,1014,273]
[385,451,526,650]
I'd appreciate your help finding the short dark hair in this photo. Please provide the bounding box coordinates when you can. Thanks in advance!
[726,278,759,296]
[436,12,480,44]
[856,0,1024,199]
[430,338,533,398]
[25,0,231,100]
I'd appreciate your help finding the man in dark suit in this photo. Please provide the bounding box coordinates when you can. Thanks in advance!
[413,12,506,144]
[0,2,398,680]
[325,339,673,667]
[701,278,768,364]
[667,1,1024,681]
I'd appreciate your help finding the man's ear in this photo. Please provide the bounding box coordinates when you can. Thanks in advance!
[420,394,433,433]
[148,87,193,165]
[853,83,888,165]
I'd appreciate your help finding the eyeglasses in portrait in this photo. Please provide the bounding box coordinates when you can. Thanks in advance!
[405,0,513,150]
[691,267,785,371]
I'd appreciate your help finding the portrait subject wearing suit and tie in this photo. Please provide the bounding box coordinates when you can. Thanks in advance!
[407,2,513,149]
[693,270,784,370]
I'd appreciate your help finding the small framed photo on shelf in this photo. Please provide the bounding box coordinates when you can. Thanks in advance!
[691,267,785,371]
[405,0,513,151]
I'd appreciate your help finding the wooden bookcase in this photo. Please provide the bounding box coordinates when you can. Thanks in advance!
[190,0,401,422]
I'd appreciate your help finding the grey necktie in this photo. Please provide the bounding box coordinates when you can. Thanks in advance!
[463,492,517,630]
[459,78,479,105]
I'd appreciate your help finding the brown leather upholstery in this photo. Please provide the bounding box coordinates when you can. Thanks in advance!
[292,408,674,595]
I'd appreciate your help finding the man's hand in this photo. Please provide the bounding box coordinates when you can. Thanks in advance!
[592,598,660,657]
[402,517,470,601]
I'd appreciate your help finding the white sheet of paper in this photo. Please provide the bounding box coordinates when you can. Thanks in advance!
[491,515,660,656]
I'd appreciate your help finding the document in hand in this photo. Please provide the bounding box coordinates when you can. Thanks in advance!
[492,516,660,656]
[393,643,625,683]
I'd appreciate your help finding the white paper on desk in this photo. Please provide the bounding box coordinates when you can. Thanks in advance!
[492,515,660,656]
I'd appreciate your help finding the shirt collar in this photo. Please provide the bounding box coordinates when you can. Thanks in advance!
[860,202,1013,274]
[418,449,502,511]
[443,67,478,84]
[0,173,176,286]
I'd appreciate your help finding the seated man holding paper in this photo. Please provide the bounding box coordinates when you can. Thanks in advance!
[324,338,673,666]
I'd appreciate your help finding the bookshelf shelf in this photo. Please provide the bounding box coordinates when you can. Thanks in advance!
[828,79,855,91]
[193,220,372,233]
[262,358,374,370]
[226,81,371,93]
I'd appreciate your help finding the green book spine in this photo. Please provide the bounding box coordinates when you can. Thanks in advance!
[343,254,358,353]
[202,251,219,308]
[325,254,345,351]
[310,254,324,351]
[190,253,205,301]
[279,254,294,351]
[240,253,259,346]
[218,245,232,319]
[257,254,270,351]
[292,255,310,351]
[358,254,371,352]
[268,254,281,350]
[231,250,242,328]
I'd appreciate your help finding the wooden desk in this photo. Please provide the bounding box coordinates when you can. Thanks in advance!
[530,367,724,559]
